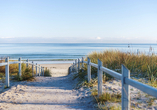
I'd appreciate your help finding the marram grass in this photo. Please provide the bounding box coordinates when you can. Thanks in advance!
[87,50,157,81]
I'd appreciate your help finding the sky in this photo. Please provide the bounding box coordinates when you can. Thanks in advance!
[0,0,157,43]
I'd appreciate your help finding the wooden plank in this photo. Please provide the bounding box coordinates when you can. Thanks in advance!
[83,61,87,64]
[90,62,98,68]
[0,63,7,66]
[100,66,122,80]
[125,77,157,98]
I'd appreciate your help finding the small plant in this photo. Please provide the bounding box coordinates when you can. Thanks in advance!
[44,69,51,77]
[91,89,121,103]
[13,67,34,81]
[97,92,121,103]
[99,105,121,110]
[147,97,156,106]
[21,67,33,80]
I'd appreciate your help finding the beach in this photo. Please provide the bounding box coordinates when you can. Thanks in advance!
[40,63,72,77]
[0,63,94,110]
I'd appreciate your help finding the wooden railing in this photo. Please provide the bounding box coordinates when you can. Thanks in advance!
[0,57,45,88]
[69,57,157,110]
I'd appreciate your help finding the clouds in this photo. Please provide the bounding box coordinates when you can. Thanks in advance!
[0,36,156,43]
[96,37,101,40]
[0,37,15,39]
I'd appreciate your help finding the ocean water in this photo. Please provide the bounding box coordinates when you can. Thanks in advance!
[0,43,157,60]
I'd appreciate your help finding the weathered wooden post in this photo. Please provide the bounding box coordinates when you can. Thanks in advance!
[32,61,34,76]
[18,57,21,77]
[98,59,103,96]
[82,57,84,68]
[82,57,84,72]
[43,67,45,76]
[87,57,91,82]
[72,62,74,72]
[41,66,42,76]
[75,59,77,72]
[5,57,9,87]
[121,65,130,110]
[78,58,80,72]
[39,65,40,76]
[36,63,38,76]
[26,59,29,67]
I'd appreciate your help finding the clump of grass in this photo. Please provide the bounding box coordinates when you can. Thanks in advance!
[147,97,156,106]
[91,89,121,110]
[44,69,51,77]
[98,105,121,110]
[91,90,121,103]
[14,67,34,81]
[21,67,33,80]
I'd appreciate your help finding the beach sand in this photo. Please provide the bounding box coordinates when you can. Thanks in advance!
[0,63,94,110]
[40,63,72,77]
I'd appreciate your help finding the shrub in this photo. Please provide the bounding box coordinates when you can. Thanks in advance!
[13,67,34,81]
[21,67,33,80]
[44,69,51,77]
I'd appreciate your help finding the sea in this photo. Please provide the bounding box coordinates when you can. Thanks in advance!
[0,43,157,63]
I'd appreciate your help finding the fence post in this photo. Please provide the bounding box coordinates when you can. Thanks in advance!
[18,57,21,77]
[121,65,130,110]
[82,57,84,68]
[75,59,77,72]
[36,63,38,76]
[39,65,40,76]
[82,57,84,72]
[72,63,74,72]
[98,59,103,96]
[87,57,91,82]
[43,67,44,76]
[69,66,70,74]
[32,61,34,76]
[41,66,42,76]
[5,57,9,87]
[26,59,29,67]
[78,58,80,72]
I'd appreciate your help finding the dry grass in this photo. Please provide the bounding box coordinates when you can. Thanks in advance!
[0,60,35,81]
[86,50,157,87]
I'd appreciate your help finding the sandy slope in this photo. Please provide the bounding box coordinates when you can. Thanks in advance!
[0,64,95,110]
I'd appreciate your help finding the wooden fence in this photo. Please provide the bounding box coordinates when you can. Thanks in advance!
[69,57,157,110]
[0,57,45,88]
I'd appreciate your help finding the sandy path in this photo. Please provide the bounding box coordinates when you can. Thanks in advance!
[40,64,72,77]
[0,64,94,110]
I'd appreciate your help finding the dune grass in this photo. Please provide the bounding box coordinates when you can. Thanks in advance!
[0,61,35,81]
[73,50,157,109]
[85,50,157,87]
[44,69,52,77]
[88,50,157,77]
